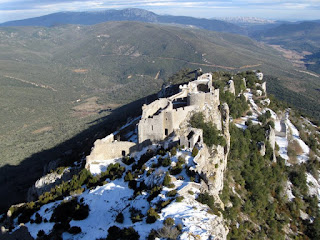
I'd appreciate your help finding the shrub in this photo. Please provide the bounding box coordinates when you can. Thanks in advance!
[122,156,135,165]
[130,208,144,223]
[128,180,137,190]
[190,112,226,147]
[50,197,89,223]
[177,156,185,165]
[156,225,180,240]
[167,190,177,197]
[35,212,42,224]
[37,230,45,237]
[164,217,175,226]
[106,226,121,240]
[121,227,140,240]
[159,200,171,208]
[163,172,171,187]
[101,163,125,181]
[68,226,82,234]
[147,229,158,240]
[124,171,134,182]
[146,207,160,224]
[177,223,183,231]
[157,148,167,156]
[106,226,140,240]
[169,165,183,175]
[188,190,194,195]
[196,192,215,210]
[162,157,171,167]
[73,204,89,221]
[192,147,199,157]
[53,221,70,232]
[176,196,184,202]
[116,212,124,223]
[147,185,162,202]
[170,147,177,156]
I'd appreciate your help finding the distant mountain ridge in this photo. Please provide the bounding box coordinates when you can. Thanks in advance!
[0,8,245,35]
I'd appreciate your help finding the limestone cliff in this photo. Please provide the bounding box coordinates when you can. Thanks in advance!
[27,168,72,201]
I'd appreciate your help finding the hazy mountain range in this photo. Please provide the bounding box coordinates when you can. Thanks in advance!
[0,8,245,35]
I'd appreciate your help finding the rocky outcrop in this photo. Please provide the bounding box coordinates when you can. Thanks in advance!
[224,80,235,95]
[267,126,276,162]
[193,103,230,199]
[258,142,266,156]
[221,103,230,154]
[27,168,72,201]
[209,214,229,240]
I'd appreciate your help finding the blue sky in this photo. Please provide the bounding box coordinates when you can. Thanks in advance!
[0,0,319,23]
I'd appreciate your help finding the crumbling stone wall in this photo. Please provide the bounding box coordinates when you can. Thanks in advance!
[86,139,136,167]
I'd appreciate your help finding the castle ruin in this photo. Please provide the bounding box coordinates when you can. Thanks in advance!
[86,72,221,168]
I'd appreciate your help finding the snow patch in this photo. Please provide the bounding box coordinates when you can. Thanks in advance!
[275,136,289,161]
[307,173,320,203]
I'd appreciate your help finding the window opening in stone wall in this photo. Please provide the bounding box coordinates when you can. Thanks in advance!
[165,128,168,136]
[122,151,126,157]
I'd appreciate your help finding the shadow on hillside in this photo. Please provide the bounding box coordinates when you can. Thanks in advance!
[0,93,158,214]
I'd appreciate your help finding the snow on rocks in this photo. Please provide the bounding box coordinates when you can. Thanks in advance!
[243,91,261,116]
[285,181,295,201]
[306,173,320,204]
[276,135,289,161]
[286,118,310,164]
[89,159,118,175]
[65,180,135,240]
[23,145,226,240]
[25,201,61,237]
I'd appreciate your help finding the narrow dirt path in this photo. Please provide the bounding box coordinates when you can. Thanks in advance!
[3,75,57,91]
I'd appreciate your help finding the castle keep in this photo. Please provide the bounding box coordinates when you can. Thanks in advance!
[86,73,221,168]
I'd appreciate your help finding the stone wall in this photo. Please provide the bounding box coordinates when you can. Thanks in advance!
[141,98,170,119]
[180,128,203,149]
[138,105,196,144]
[86,139,136,167]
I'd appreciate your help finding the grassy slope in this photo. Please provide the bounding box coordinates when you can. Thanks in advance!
[0,21,319,168]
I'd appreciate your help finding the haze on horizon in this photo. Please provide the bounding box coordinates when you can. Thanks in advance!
[0,0,319,24]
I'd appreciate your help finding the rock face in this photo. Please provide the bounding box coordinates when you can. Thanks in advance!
[27,168,72,201]
[258,142,266,156]
[209,215,229,240]
[267,126,277,162]
[193,103,230,200]
[224,80,235,95]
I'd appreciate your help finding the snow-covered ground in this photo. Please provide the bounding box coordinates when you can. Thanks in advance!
[89,159,119,175]
[275,135,289,161]
[163,195,218,240]
[22,146,221,239]
[286,118,310,163]
[243,91,261,116]
[306,173,320,207]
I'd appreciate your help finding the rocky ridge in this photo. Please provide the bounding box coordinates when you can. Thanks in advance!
[1,70,319,240]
